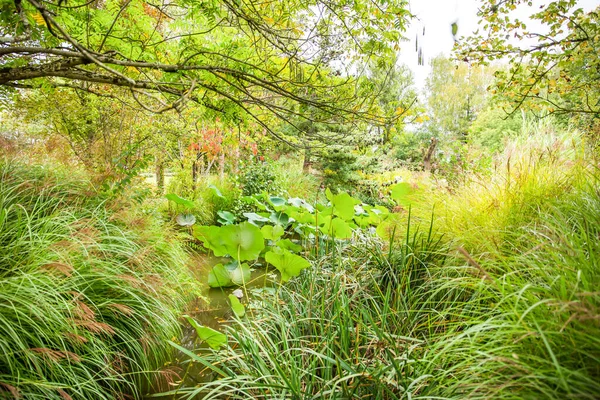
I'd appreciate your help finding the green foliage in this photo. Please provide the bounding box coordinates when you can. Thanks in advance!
[468,106,524,151]
[207,263,234,288]
[165,193,195,209]
[194,222,265,261]
[0,160,195,399]
[457,1,600,119]
[425,55,495,139]
[165,127,600,399]
[319,145,362,193]
[184,316,227,350]
[265,249,311,282]
[238,161,281,197]
[228,295,245,318]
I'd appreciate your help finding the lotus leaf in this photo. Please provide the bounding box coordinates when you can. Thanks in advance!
[265,249,310,282]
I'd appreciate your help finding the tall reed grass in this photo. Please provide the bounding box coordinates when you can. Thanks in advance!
[0,160,195,399]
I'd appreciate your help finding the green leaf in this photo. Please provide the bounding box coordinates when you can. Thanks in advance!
[330,192,359,220]
[288,197,314,212]
[165,193,195,209]
[276,239,303,253]
[320,217,353,239]
[195,223,264,260]
[261,224,284,240]
[230,263,251,285]
[194,226,229,256]
[228,295,245,318]
[243,212,271,225]
[265,249,310,282]
[389,182,411,201]
[269,211,290,226]
[223,222,265,260]
[240,196,269,211]
[184,315,227,349]
[268,196,287,210]
[208,263,234,288]
[176,213,196,226]
[208,184,224,198]
[217,210,236,225]
[376,214,403,241]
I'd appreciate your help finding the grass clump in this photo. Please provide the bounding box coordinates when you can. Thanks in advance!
[0,160,196,399]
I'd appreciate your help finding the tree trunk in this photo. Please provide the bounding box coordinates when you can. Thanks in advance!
[303,148,312,173]
[155,156,164,194]
[423,137,437,172]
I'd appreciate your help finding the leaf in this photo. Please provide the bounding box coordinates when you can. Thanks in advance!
[269,211,290,226]
[208,184,224,198]
[230,263,251,285]
[268,196,287,210]
[330,192,359,220]
[240,196,269,211]
[195,223,264,260]
[221,222,265,261]
[184,316,227,349]
[217,210,236,225]
[32,12,46,25]
[288,197,314,212]
[165,193,195,209]
[208,264,233,288]
[243,212,270,225]
[176,213,196,226]
[376,214,403,241]
[320,217,353,239]
[228,295,245,318]
[389,183,412,203]
[276,239,303,253]
[265,249,310,282]
[194,226,230,257]
[261,224,284,241]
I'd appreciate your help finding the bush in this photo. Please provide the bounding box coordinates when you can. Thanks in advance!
[0,160,196,399]
[237,160,281,197]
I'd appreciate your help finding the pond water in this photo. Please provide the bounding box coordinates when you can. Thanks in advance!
[144,253,275,398]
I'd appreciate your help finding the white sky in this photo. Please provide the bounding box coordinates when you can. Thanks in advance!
[402,0,600,91]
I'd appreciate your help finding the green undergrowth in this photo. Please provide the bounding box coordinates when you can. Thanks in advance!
[165,130,599,399]
[0,160,197,399]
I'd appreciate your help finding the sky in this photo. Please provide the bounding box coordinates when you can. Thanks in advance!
[402,0,600,91]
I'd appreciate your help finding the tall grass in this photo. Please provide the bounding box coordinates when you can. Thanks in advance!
[0,160,196,399]
[165,128,599,399]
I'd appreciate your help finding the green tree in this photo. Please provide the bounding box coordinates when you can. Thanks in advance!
[369,57,418,144]
[0,0,412,140]
[425,55,494,140]
[457,1,600,120]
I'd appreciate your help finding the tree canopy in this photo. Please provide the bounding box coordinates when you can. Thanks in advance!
[0,0,412,141]
[456,0,599,119]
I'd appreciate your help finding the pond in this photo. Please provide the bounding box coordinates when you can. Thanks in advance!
[144,252,275,398]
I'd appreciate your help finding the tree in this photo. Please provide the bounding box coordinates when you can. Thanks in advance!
[369,57,418,144]
[0,0,413,142]
[425,55,494,140]
[456,1,600,120]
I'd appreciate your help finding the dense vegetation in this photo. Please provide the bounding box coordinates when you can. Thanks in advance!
[1,0,599,398]
[0,162,196,399]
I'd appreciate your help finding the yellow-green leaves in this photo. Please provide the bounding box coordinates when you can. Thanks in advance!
[228,295,245,318]
[261,224,284,241]
[326,189,360,220]
[265,249,310,282]
[185,316,227,350]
